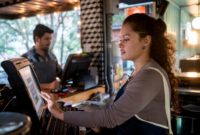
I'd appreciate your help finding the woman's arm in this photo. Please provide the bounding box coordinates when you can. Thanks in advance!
[62,70,163,128]
[40,69,163,128]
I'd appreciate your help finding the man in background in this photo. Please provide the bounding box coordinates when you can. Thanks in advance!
[22,24,62,91]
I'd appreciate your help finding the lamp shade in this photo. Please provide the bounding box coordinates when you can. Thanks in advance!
[192,17,200,29]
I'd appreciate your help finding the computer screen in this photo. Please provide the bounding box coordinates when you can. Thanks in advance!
[61,53,96,90]
[18,66,44,118]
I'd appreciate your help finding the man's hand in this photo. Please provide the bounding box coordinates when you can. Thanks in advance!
[40,79,60,91]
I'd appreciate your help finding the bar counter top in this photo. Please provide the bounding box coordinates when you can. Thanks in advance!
[58,85,106,104]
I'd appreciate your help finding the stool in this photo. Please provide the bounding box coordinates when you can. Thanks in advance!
[0,112,32,135]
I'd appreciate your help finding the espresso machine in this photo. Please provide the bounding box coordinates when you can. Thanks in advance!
[172,55,200,135]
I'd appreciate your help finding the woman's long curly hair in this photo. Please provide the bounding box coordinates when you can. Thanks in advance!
[123,13,179,113]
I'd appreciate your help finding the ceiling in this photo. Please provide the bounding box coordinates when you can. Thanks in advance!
[0,0,199,19]
[0,0,79,19]
[120,0,200,17]
[172,0,200,17]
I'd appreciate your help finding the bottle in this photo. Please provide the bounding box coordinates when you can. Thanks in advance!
[112,40,123,81]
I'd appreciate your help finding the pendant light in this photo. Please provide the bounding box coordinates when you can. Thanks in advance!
[192,0,200,29]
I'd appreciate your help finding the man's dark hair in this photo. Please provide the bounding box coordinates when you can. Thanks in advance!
[33,24,54,43]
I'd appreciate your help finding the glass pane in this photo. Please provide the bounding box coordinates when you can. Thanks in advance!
[0,10,81,84]
[111,2,155,78]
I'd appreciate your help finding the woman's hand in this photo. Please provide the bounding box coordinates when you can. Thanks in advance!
[40,91,64,120]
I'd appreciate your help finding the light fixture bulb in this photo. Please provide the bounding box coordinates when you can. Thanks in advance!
[192,17,200,29]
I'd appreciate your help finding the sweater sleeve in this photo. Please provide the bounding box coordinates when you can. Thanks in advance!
[64,69,163,128]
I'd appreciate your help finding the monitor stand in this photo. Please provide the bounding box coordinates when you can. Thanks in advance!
[72,73,97,90]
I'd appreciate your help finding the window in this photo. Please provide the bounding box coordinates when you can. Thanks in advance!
[111,3,155,77]
[0,10,81,84]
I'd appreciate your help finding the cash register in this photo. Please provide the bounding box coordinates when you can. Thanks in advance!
[1,58,79,135]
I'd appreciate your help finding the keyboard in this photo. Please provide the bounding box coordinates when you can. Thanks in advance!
[46,115,79,135]
[43,105,79,135]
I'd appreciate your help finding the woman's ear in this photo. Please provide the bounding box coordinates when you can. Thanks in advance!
[143,35,151,47]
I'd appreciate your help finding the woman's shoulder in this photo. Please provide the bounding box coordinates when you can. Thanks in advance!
[140,59,169,82]
[129,61,163,83]
[140,67,163,80]
[126,66,163,92]
[128,68,162,85]
[145,59,167,75]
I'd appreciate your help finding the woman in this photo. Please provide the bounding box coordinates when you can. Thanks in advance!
[41,13,178,135]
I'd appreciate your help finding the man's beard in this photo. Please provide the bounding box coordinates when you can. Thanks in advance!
[44,49,49,54]
[43,45,50,54]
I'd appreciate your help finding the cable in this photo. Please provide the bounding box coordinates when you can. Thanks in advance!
[2,96,16,112]
[0,85,6,92]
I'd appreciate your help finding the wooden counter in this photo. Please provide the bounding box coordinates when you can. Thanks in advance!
[57,81,123,104]
[58,86,106,103]
[178,87,200,96]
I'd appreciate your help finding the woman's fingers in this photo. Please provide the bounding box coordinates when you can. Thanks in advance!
[41,92,64,120]
[41,91,51,99]
[40,92,56,107]
[42,103,48,109]
[42,91,55,101]
[40,91,51,102]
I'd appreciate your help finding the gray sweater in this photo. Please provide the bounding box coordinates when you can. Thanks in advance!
[64,59,170,128]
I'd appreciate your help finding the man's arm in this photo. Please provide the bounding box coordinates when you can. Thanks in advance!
[51,52,62,78]
[56,61,62,78]
[40,80,60,91]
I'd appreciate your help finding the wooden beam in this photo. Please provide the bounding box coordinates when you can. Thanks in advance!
[0,0,30,8]
[0,1,79,20]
